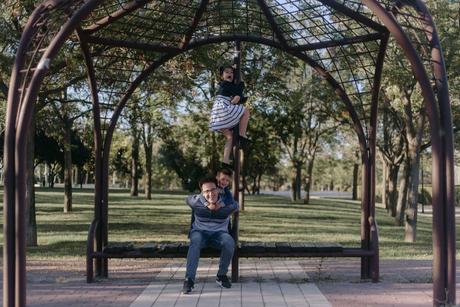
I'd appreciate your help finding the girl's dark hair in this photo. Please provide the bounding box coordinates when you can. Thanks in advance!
[219,65,234,76]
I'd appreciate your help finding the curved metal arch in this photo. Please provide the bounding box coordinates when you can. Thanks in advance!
[3,6,48,307]
[75,28,105,275]
[362,0,455,305]
[4,1,455,307]
[415,0,455,303]
[4,1,104,306]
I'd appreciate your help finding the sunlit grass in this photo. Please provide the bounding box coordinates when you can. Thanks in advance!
[0,187,452,260]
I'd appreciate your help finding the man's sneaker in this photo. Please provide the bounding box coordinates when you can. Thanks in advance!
[182,278,194,294]
[216,275,231,288]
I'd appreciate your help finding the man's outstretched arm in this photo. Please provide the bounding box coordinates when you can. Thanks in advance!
[186,195,205,209]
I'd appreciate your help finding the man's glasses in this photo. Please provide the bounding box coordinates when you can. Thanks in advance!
[202,187,218,194]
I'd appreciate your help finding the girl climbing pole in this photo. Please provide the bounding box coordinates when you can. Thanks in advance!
[209,65,250,168]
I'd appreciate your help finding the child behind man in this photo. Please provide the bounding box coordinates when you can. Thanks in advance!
[216,167,235,206]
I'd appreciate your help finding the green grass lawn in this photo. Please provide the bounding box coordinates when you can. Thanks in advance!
[0,187,449,259]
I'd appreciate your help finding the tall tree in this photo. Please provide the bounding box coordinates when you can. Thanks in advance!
[44,89,90,212]
[126,101,142,196]
[266,59,341,202]
[377,95,405,217]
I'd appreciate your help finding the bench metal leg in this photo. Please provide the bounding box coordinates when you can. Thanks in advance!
[86,257,94,283]
[231,251,239,282]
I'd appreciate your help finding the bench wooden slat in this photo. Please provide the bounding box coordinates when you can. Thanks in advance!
[275,242,291,253]
[140,243,157,253]
[299,243,318,252]
[98,241,371,259]
[177,242,189,254]
[264,242,277,253]
[160,243,180,254]
[104,242,135,254]
[314,242,343,252]
[241,242,265,253]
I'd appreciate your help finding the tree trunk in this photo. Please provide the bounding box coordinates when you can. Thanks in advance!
[251,176,257,195]
[63,123,73,213]
[48,164,55,187]
[352,161,359,200]
[404,154,420,242]
[290,161,297,201]
[290,177,297,201]
[404,114,425,242]
[26,115,37,246]
[144,144,153,200]
[381,159,387,209]
[73,168,77,186]
[290,159,302,201]
[130,133,140,196]
[395,160,410,226]
[78,167,83,188]
[295,162,302,200]
[387,163,400,217]
[45,163,49,187]
[257,174,262,195]
[304,159,314,204]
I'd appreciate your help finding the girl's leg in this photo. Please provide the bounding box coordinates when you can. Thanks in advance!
[221,129,233,163]
[239,108,250,137]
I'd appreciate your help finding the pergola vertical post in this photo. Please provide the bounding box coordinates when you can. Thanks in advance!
[76,32,105,279]
[231,40,242,282]
[101,144,110,277]
[416,2,456,302]
[368,33,389,282]
[360,149,371,279]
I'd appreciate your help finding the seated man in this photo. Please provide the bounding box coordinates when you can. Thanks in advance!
[183,176,238,294]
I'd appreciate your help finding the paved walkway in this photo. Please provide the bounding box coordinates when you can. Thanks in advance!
[1,258,457,306]
[130,259,330,307]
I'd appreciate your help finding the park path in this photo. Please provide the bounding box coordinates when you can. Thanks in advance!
[1,258,455,306]
[129,259,330,307]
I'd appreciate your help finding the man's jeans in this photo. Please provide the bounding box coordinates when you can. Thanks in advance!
[185,230,235,281]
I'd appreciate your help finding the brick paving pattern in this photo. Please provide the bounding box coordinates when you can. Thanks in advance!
[1,258,459,306]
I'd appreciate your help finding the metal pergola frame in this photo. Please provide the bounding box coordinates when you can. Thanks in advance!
[3,1,455,306]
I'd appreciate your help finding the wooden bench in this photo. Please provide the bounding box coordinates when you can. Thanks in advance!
[90,241,373,259]
[87,216,379,282]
